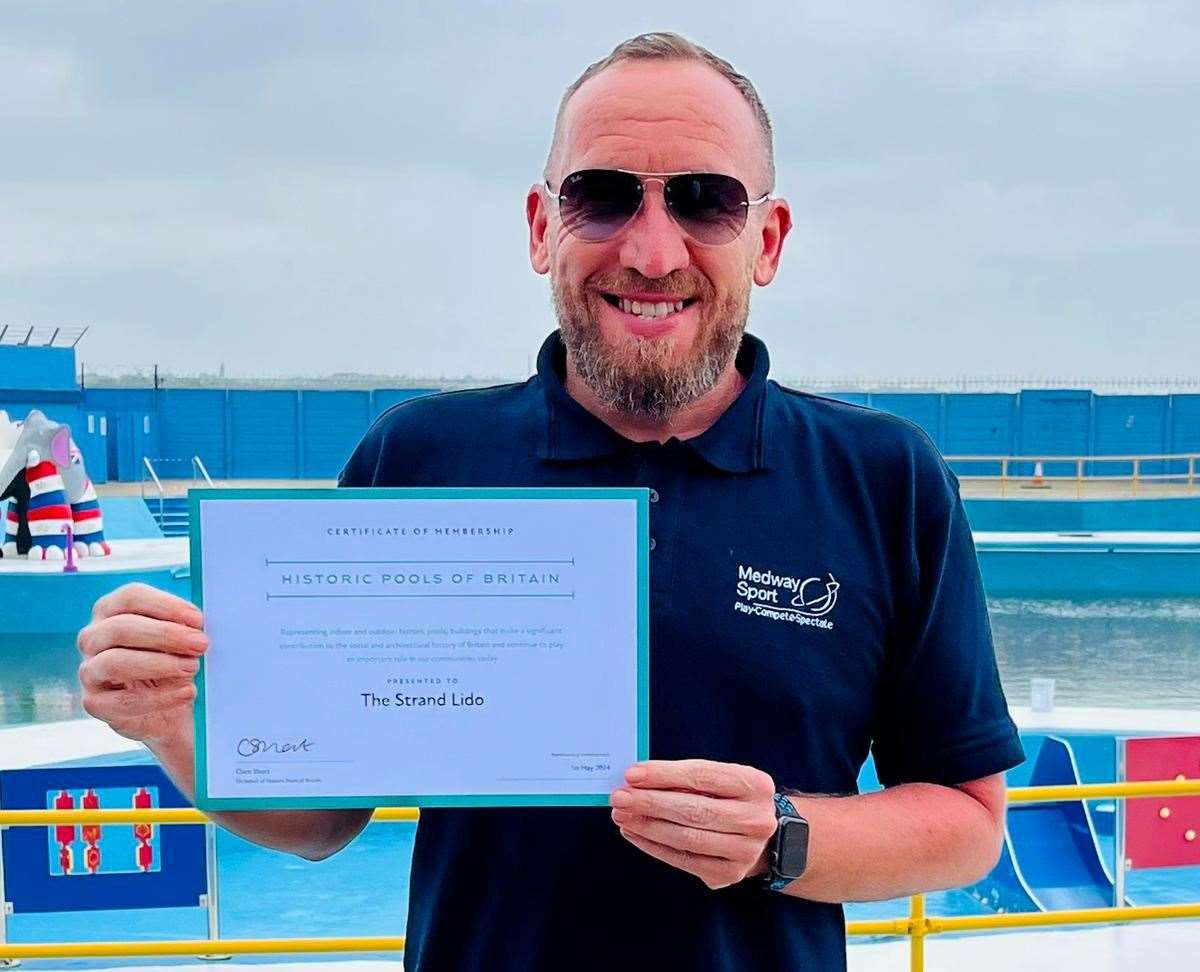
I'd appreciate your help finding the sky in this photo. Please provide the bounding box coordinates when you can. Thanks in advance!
[2,1,1198,383]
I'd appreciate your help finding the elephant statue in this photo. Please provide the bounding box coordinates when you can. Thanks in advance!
[0,409,111,560]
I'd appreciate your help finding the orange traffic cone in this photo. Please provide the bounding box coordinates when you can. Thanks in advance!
[1020,460,1051,490]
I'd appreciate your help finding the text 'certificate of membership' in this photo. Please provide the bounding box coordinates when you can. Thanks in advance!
[190,487,649,810]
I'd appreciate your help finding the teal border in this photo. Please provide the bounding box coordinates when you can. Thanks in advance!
[189,486,649,811]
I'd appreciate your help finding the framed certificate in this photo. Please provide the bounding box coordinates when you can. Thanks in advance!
[189,487,649,810]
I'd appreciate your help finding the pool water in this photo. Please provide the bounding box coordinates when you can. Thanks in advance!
[6,598,1200,726]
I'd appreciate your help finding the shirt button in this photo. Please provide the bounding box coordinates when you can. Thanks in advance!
[649,537,657,551]
[649,489,660,503]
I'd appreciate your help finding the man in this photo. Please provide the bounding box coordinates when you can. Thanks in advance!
[78,32,1023,970]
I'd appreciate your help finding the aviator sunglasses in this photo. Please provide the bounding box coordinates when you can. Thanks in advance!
[546,168,770,245]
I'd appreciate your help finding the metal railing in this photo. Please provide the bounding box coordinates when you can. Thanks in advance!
[139,456,165,523]
[139,455,214,527]
[944,452,1199,497]
[0,784,1197,966]
[192,455,214,486]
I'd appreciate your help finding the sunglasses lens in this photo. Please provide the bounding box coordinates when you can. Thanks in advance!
[558,170,643,242]
[665,173,750,244]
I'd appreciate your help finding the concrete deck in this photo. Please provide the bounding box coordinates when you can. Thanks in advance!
[8,924,1199,971]
[958,477,1199,500]
[849,922,1200,970]
[97,477,1200,501]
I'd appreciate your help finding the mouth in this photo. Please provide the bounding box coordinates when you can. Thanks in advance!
[599,292,699,323]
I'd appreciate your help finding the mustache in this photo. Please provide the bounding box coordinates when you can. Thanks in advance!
[586,271,708,299]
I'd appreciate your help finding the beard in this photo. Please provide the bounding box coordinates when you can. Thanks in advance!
[551,269,751,422]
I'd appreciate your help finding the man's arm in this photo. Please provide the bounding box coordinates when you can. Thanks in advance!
[151,725,373,862]
[78,583,372,862]
[779,772,1006,902]
[610,759,1006,902]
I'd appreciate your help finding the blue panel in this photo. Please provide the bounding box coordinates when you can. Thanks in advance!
[965,497,1200,532]
[1169,395,1200,483]
[159,390,228,477]
[943,394,1016,476]
[1093,395,1168,475]
[818,391,869,406]
[301,391,371,478]
[372,388,438,419]
[866,393,941,444]
[1017,390,1091,476]
[0,764,206,914]
[0,346,76,391]
[229,391,298,478]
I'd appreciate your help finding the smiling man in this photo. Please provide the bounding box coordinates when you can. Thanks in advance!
[77,31,1023,972]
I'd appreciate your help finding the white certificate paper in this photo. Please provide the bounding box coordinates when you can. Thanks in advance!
[190,487,649,810]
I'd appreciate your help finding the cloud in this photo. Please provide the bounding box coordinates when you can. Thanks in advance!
[0,1,1197,380]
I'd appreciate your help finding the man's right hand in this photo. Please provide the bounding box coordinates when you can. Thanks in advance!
[77,582,208,751]
[76,581,371,861]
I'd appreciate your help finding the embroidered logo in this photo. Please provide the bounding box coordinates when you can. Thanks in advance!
[733,564,839,630]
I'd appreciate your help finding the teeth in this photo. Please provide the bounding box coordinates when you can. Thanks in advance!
[617,297,688,320]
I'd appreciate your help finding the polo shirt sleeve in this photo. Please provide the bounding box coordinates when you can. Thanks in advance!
[336,414,389,488]
[870,431,1024,789]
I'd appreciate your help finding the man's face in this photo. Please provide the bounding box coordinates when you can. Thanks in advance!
[528,59,791,420]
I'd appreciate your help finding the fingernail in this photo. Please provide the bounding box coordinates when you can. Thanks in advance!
[610,788,632,808]
[625,765,647,784]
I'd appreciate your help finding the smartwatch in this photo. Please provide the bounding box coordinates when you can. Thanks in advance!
[764,792,809,891]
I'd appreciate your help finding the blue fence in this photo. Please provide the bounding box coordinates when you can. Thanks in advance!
[5,363,1199,485]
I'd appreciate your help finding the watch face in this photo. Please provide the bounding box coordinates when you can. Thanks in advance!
[777,816,810,879]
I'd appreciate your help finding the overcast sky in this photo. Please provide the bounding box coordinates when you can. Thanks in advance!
[2,1,1198,382]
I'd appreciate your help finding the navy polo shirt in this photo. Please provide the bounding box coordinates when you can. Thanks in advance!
[338,330,1023,972]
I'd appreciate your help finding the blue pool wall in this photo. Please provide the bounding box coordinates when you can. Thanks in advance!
[4,342,1198,486]
[964,497,1200,531]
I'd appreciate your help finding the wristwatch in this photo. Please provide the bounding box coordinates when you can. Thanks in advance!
[764,792,810,891]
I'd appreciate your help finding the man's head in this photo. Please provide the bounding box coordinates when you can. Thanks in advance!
[527,32,791,421]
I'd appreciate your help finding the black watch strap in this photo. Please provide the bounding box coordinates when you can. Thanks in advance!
[765,792,809,891]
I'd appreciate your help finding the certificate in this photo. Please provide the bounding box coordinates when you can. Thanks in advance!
[189,487,648,810]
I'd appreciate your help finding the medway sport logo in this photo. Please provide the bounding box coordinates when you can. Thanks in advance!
[733,563,840,630]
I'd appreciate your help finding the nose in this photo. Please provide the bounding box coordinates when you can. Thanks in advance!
[618,182,690,279]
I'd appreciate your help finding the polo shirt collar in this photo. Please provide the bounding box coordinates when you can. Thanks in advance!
[535,329,771,474]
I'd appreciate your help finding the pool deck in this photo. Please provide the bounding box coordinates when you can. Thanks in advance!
[97,477,1200,501]
[11,923,1199,970]
[0,537,188,574]
[849,922,1200,970]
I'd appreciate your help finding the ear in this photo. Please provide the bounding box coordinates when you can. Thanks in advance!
[753,198,792,287]
[527,184,551,276]
[51,426,72,468]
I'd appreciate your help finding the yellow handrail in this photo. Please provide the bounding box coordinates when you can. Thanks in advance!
[0,806,420,826]
[2,778,1198,964]
[0,936,406,960]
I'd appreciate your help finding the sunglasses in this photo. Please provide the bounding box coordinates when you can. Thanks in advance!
[546,169,769,245]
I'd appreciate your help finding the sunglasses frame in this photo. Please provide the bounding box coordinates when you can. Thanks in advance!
[544,168,771,245]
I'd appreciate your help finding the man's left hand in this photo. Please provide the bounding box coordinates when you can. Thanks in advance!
[610,759,779,889]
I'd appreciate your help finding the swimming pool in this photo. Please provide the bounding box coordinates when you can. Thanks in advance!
[2,596,1199,958]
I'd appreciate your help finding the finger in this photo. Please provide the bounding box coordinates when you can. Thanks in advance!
[612,809,748,861]
[82,681,196,722]
[82,648,200,688]
[78,614,209,659]
[92,582,203,629]
[618,828,740,888]
[625,759,774,799]
[610,787,762,836]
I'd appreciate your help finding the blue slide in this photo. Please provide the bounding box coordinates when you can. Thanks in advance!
[965,736,1133,913]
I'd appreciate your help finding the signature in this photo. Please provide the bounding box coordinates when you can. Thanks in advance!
[236,737,317,757]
